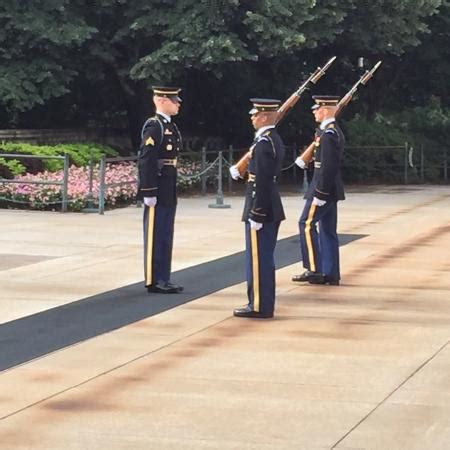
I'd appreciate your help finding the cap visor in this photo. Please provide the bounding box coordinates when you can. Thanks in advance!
[249,108,258,115]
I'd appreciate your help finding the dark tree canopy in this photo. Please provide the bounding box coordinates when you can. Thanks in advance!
[0,0,448,148]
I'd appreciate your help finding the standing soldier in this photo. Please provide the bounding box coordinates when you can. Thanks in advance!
[231,98,286,318]
[137,86,184,294]
[292,95,345,286]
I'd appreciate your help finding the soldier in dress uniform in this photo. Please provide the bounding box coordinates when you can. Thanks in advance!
[137,86,184,294]
[292,95,345,285]
[232,98,286,318]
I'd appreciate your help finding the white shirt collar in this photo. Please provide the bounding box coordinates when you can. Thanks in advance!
[156,111,171,123]
[320,117,335,130]
[255,125,275,139]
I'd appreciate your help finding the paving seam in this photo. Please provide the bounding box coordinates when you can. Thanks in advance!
[330,339,450,449]
[0,316,233,421]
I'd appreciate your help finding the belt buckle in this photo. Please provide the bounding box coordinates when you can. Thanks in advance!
[161,158,177,167]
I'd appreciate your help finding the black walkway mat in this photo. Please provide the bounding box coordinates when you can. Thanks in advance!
[0,233,364,371]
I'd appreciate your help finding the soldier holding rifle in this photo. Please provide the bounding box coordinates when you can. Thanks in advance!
[295,61,382,168]
[292,95,345,285]
[292,61,381,285]
[229,56,336,180]
[233,98,285,319]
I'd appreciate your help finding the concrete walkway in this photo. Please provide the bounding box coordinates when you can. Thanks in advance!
[1,185,450,449]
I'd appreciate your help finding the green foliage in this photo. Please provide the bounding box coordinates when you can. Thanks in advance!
[335,0,442,55]
[344,96,450,148]
[51,143,119,167]
[0,0,95,115]
[341,113,407,183]
[0,157,23,177]
[341,97,450,183]
[0,0,448,151]
[401,96,450,147]
[130,0,254,81]
[343,114,408,146]
[0,142,118,174]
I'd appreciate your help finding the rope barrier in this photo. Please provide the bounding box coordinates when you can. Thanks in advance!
[177,156,220,180]
[281,161,296,171]
[0,196,82,206]
[408,146,415,168]
[221,155,233,168]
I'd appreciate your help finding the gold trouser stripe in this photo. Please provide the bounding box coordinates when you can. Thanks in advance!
[251,228,260,312]
[305,204,317,272]
[145,206,155,285]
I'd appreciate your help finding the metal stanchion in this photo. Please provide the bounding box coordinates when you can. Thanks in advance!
[208,151,230,209]
[61,153,69,213]
[420,145,424,182]
[98,156,106,215]
[228,145,233,193]
[302,168,309,194]
[404,141,409,184]
[443,149,448,182]
[82,148,98,213]
[201,146,207,195]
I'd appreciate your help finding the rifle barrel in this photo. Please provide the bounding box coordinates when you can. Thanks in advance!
[300,60,383,164]
[339,61,382,106]
[309,56,337,84]
[277,56,337,123]
[321,55,337,73]
[361,60,382,85]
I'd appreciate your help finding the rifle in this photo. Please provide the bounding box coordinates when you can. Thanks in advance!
[235,56,337,177]
[298,60,382,165]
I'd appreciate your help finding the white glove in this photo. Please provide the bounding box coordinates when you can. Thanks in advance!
[249,219,263,230]
[295,157,306,169]
[144,197,157,207]
[229,165,241,180]
[312,197,326,207]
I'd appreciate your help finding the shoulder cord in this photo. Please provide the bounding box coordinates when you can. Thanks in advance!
[140,116,164,147]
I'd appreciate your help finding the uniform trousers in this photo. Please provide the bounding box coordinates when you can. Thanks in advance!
[143,204,176,286]
[299,198,340,280]
[245,221,281,315]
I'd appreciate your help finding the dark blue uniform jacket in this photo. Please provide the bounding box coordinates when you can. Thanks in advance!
[242,128,286,223]
[137,114,182,206]
[305,122,345,202]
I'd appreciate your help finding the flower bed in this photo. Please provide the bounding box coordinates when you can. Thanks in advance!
[0,158,219,211]
[0,162,137,212]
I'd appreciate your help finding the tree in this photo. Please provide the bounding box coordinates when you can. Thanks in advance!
[0,0,94,121]
[327,0,446,117]
[0,0,447,149]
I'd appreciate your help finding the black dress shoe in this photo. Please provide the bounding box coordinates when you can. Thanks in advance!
[292,270,322,282]
[165,282,184,292]
[309,275,340,286]
[324,276,340,286]
[147,282,180,294]
[233,305,273,319]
